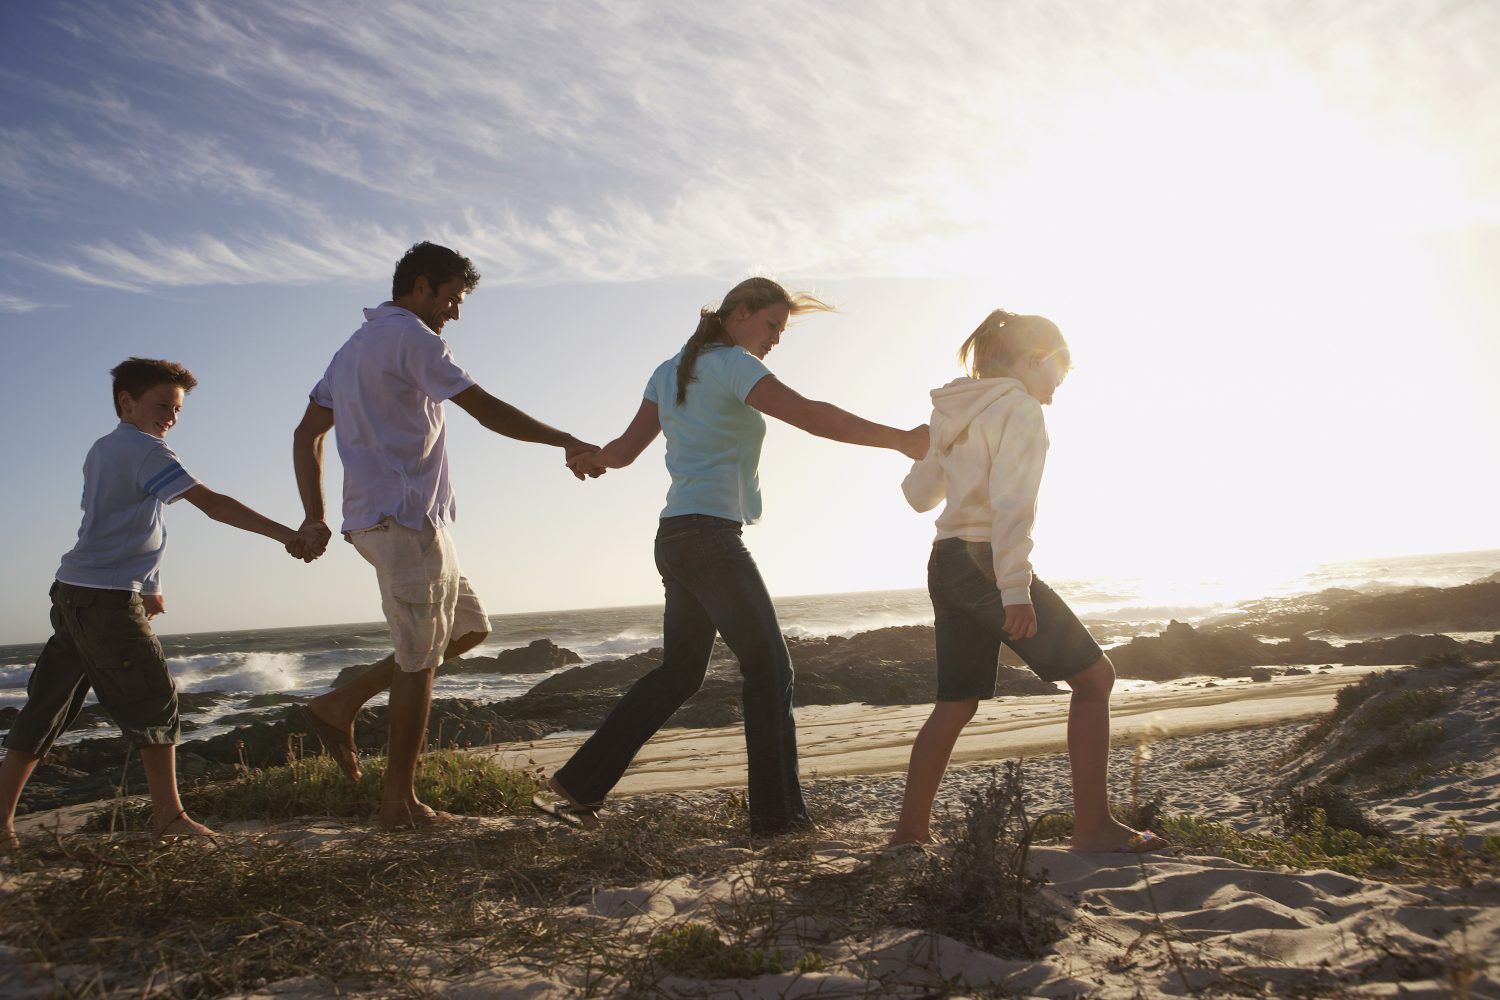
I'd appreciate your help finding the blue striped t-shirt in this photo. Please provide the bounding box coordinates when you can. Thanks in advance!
[55,423,202,594]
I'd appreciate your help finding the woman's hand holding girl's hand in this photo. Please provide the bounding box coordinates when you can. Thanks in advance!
[567,449,609,480]
[900,424,931,460]
[1002,603,1038,640]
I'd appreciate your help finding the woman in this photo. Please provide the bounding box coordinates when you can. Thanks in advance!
[540,277,928,836]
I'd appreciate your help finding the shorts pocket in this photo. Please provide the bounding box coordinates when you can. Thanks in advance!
[84,630,175,703]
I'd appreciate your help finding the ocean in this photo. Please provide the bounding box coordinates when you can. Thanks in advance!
[2,548,1496,745]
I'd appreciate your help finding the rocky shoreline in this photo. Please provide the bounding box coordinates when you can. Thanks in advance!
[5,578,1498,816]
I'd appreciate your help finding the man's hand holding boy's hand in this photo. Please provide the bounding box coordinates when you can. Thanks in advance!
[286,519,332,562]
[142,593,166,618]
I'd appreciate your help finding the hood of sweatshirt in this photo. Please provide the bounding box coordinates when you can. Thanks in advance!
[928,377,1027,451]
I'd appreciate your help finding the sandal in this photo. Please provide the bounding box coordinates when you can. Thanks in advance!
[531,791,601,829]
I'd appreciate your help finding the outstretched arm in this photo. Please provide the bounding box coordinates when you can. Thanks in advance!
[291,400,335,557]
[450,385,596,473]
[569,400,661,477]
[745,376,928,459]
[181,485,299,546]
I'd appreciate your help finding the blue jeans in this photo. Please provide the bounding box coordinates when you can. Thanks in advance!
[554,515,809,834]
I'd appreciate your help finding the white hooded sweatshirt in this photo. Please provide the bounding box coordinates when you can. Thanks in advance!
[901,376,1047,606]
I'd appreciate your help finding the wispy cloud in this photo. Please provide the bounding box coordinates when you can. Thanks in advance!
[5,0,1498,294]
[0,292,42,314]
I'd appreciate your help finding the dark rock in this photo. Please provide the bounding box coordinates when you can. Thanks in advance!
[1207,581,1500,638]
[331,640,585,688]
[1284,667,1312,676]
[1251,669,1273,682]
[439,639,582,677]
[244,693,309,708]
[330,662,378,689]
[177,752,211,779]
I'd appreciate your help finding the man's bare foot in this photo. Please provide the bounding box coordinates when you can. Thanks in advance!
[153,809,218,841]
[374,800,462,830]
[303,703,361,782]
[1071,818,1172,854]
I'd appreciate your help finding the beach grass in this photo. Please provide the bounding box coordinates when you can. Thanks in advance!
[3,759,1066,995]
[1033,806,1498,885]
[84,748,540,832]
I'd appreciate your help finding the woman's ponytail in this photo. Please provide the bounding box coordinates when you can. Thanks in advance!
[675,308,726,405]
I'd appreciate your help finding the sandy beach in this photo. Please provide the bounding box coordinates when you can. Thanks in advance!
[480,665,1388,797]
[6,658,1496,997]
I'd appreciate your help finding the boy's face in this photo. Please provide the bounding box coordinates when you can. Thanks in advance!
[118,383,185,438]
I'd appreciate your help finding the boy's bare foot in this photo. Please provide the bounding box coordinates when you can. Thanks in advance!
[303,703,361,782]
[1071,818,1172,854]
[153,809,218,842]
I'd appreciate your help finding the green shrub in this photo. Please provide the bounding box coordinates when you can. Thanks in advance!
[1354,689,1450,731]
[649,923,786,979]
[1182,753,1229,772]
[895,764,1061,958]
[1275,783,1385,837]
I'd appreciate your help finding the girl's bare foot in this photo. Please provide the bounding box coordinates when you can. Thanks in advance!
[2,826,19,852]
[1071,817,1171,853]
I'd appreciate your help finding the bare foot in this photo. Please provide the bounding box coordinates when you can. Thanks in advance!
[1,826,19,852]
[374,801,462,830]
[1072,818,1172,854]
[887,832,932,849]
[303,702,361,782]
[153,810,218,842]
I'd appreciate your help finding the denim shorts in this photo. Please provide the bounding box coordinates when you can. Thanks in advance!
[928,539,1103,700]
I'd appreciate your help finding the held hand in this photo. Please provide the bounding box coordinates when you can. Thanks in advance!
[286,536,318,562]
[567,449,609,481]
[142,593,166,618]
[562,438,602,482]
[1002,603,1038,640]
[296,519,332,560]
[900,424,931,461]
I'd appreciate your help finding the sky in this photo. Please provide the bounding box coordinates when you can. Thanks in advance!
[1,1,1497,643]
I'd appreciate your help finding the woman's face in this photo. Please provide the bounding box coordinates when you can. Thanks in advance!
[724,301,791,360]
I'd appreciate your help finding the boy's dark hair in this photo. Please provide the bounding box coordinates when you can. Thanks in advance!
[111,358,198,416]
[391,242,481,300]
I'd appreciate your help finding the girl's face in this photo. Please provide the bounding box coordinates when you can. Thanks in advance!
[1015,352,1067,405]
[723,302,791,360]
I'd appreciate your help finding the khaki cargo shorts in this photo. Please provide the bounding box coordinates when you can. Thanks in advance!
[348,519,490,672]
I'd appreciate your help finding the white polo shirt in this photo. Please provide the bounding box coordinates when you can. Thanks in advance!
[55,423,202,594]
[312,304,477,533]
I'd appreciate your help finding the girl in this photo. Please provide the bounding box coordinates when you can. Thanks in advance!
[539,277,928,836]
[891,309,1168,853]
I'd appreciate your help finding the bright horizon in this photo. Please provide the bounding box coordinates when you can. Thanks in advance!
[3,2,1498,645]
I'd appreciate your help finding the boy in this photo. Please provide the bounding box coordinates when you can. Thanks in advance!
[0,358,314,847]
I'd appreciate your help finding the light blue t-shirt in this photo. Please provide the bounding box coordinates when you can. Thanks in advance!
[55,423,202,594]
[645,345,773,524]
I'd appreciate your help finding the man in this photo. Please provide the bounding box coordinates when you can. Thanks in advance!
[291,242,595,828]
